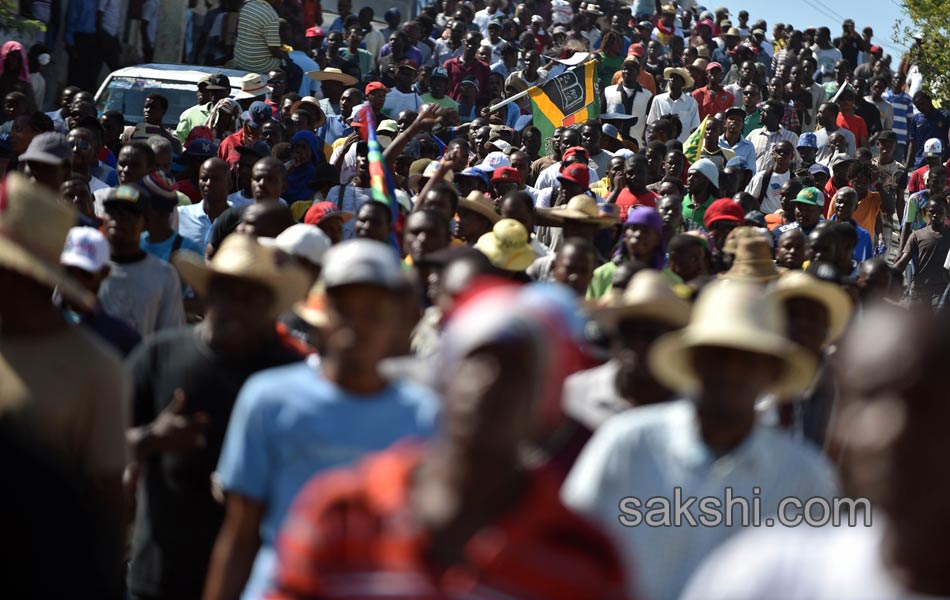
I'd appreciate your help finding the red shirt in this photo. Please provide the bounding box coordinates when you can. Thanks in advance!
[616,188,659,218]
[907,162,950,195]
[176,180,201,204]
[836,112,868,143]
[443,56,490,102]
[267,443,630,600]
[217,130,246,168]
[692,86,735,121]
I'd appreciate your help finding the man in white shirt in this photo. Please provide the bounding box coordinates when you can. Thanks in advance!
[562,280,837,600]
[647,67,700,143]
[473,0,504,37]
[382,61,425,118]
[746,100,800,173]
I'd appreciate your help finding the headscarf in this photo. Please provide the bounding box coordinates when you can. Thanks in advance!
[624,205,666,270]
[285,130,323,203]
[0,41,29,82]
[204,98,241,140]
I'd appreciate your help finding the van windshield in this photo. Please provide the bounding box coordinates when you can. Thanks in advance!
[96,77,199,127]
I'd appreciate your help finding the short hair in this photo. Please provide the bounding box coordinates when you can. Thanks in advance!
[122,141,156,167]
[429,181,460,212]
[762,100,786,117]
[408,208,451,238]
[27,110,54,133]
[657,176,686,196]
[255,156,288,180]
[144,93,169,111]
[147,135,172,156]
[625,154,649,170]
[560,236,596,261]
[101,109,124,126]
[501,190,535,214]
[359,199,394,223]
[668,233,707,255]
[871,75,889,88]
[646,140,667,156]
[650,118,675,139]
[912,91,931,104]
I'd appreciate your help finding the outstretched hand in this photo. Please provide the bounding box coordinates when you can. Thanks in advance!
[149,389,210,454]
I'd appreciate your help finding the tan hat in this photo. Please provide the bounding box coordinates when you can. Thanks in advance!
[0,173,95,311]
[594,270,691,328]
[458,191,501,225]
[173,233,311,317]
[295,281,328,328]
[725,27,742,37]
[422,160,453,182]
[307,67,358,86]
[648,279,818,397]
[720,228,779,282]
[690,57,710,71]
[770,271,853,345]
[234,73,271,100]
[474,218,536,272]
[663,66,694,89]
[295,96,327,129]
[537,194,618,228]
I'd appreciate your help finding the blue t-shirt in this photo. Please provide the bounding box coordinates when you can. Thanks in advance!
[140,231,204,262]
[177,202,217,250]
[216,359,439,599]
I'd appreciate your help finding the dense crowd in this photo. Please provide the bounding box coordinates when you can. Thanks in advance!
[2,0,950,599]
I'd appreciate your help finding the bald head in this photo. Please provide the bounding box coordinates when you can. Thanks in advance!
[251,157,287,202]
[236,200,295,239]
[199,157,231,203]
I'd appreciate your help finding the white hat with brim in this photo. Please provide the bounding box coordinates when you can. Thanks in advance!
[458,191,501,225]
[173,233,311,318]
[770,271,853,345]
[663,66,695,89]
[0,173,95,312]
[307,67,358,86]
[648,280,817,398]
[594,270,691,328]
[234,74,272,100]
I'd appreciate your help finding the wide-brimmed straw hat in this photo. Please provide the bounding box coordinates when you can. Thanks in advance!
[307,67,358,86]
[172,233,311,317]
[536,194,618,228]
[234,73,271,100]
[458,191,501,225]
[594,270,691,328]
[770,271,853,345]
[474,218,536,272]
[648,279,818,397]
[0,173,95,311]
[663,66,695,89]
[720,228,779,282]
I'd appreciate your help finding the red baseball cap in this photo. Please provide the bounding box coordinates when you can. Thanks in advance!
[562,146,589,162]
[703,198,745,229]
[557,163,590,189]
[304,201,355,225]
[365,81,389,94]
[305,26,325,38]
[627,44,645,58]
[492,166,522,184]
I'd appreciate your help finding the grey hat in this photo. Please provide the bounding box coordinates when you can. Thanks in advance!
[19,132,70,165]
[321,239,405,291]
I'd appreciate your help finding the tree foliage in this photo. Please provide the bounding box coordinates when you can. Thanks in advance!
[895,0,950,102]
[0,0,44,38]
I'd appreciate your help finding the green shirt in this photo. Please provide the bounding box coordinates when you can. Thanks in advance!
[682,194,715,231]
[597,52,624,88]
[742,109,762,137]
[587,261,617,300]
[420,93,459,112]
[340,48,373,79]
[174,103,212,144]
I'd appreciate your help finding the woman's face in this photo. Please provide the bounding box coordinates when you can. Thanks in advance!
[624,223,660,259]
[292,139,312,165]
[5,50,20,74]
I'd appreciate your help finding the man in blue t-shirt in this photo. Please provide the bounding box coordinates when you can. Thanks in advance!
[907,91,950,169]
[204,240,439,600]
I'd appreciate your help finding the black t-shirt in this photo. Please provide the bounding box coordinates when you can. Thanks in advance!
[909,226,950,297]
[126,326,302,598]
[834,34,864,70]
[208,205,246,255]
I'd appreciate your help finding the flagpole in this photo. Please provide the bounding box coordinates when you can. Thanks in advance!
[488,88,532,113]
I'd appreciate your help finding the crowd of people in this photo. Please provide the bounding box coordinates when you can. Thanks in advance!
[3,0,950,599]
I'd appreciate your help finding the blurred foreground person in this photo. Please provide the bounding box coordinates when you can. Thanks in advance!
[267,282,630,599]
[563,280,838,600]
[124,234,310,600]
[681,306,950,599]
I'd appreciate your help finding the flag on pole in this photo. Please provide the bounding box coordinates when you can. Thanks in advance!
[528,61,600,148]
[683,115,708,164]
[355,104,401,247]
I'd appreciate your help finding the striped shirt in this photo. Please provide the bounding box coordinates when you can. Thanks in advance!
[268,443,629,600]
[234,0,281,73]
[746,125,800,172]
[563,399,839,600]
[883,89,913,145]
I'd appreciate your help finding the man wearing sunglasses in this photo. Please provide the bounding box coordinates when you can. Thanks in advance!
[68,127,110,196]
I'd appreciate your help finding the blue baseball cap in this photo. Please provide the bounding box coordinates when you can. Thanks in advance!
[235,140,272,159]
[797,132,818,149]
[458,167,491,188]
[725,155,751,171]
[184,137,219,158]
[242,101,275,129]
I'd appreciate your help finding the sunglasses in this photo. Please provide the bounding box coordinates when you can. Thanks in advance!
[69,139,92,151]
[742,90,759,96]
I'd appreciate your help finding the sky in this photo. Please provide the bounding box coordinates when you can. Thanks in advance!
[720,0,912,58]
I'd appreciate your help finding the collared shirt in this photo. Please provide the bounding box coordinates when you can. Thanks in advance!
[692,86,735,121]
[830,215,874,263]
[444,56,490,101]
[741,108,762,137]
[647,91,700,143]
[175,102,212,144]
[562,359,631,430]
[720,135,758,175]
[563,399,839,600]
[267,443,628,600]
[98,0,120,35]
[746,126,799,173]
[178,200,233,249]
[682,193,716,231]
[814,126,856,163]
[233,0,281,73]
[883,89,913,145]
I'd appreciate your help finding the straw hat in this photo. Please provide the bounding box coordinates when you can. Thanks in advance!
[296,96,327,128]
[172,233,311,317]
[234,73,271,100]
[536,194,618,228]
[648,279,818,397]
[307,67,358,86]
[770,271,853,345]
[474,218,536,272]
[663,66,694,89]
[458,191,501,225]
[594,270,691,328]
[0,173,95,311]
[720,228,779,282]
[295,282,329,328]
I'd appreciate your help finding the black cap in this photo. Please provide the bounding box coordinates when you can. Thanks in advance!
[235,140,272,159]
[199,72,230,91]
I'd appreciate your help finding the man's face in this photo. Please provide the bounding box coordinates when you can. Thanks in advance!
[510,151,531,184]
[404,213,448,262]
[117,148,150,185]
[624,159,647,191]
[450,21,466,45]
[67,100,95,131]
[325,282,399,366]
[67,128,96,170]
[927,168,947,194]
[767,77,784,101]
[429,76,448,97]
[356,153,370,179]
[724,113,743,137]
[834,192,857,221]
[346,25,363,47]
[560,129,581,153]
[553,244,595,296]
[476,45,492,64]
[463,33,482,57]
[251,162,284,201]
[395,66,415,89]
[773,142,794,170]
[739,61,755,84]
[796,202,822,228]
[355,203,391,242]
[776,230,805,268]
[668,73,684,95]
[327,32,343,53]
[267,70,286,98]
[580,124,601,153]
[703,118,722,148]
[340,89,363,118]
[621,62,640,88]
[199,160,230,201]
[204,275,277,351]
[61,179,94,217]
[143,97,165,125]
[927,201,947,228]
[686,170,709,197]
[368,89,387,112]
[24,160,65,191]
[657,196,683,232]
[806,228,838,264]
[741,85,760,110]
[871,78,886,99]
[851,173,871,199]
[104,203,144,247]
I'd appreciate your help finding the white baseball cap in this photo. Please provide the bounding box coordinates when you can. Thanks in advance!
[924,138,943,158]
[321,239,404,291]
[258,224,332,267]
[60,226,110,274]
[476,151,512,173]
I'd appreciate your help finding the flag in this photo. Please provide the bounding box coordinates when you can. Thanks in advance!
[528,61,600,148]
[356,104,401,247]
[683,115,708,164]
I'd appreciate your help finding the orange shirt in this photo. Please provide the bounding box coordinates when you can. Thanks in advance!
[610,69,657,96]
[836,112,868,143]
[268,443,630,600]
[852,191,882,235]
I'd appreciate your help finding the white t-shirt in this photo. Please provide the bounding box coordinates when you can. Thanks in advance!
[745,169,791,214]
[382,89,424,119]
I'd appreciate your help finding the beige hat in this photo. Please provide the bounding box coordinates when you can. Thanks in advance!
[690,57,710,71]
[594,270,691,328]
[537,194,618,228]
[648,279,818,397]
[0,173,95,311]
[720,229,780,282]
[173,233,311,317]
[307,67,358,86]
[770,271,853,345]
[474,218,536,272]
[234,73,271,100]
[458,191,501,225]
[663,66,695,89]
[295,96,327,129]
[422,160,454,182]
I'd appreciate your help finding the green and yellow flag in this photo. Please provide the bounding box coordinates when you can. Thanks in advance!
[683,115,708,164]
[529,61,600,147]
